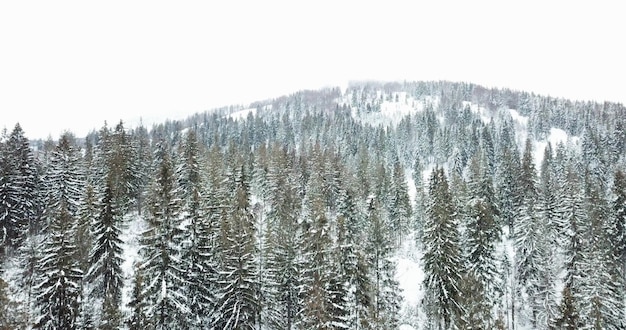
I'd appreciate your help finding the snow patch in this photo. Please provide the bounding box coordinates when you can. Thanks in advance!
[508,109,528,126]
[343,90,432,127]
[227,108,257,121]
[462,101,491,123]
[533,128,579,166]
[120,213,147,312]
[395,232,424,329]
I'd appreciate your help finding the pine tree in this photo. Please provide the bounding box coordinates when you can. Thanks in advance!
[176,130,214,328]
[552,287,582,330]
[367,196,401,329]
[264,146,302,330]
[557,157,586,329]
[422,167,463,329]
[139,141,188,329]
[495,120,520,235]
[74,182,97,329]
[610,170,626,300]
[462,152,501,327]
[34,133,84,330]
[213,165,259,330]
[0,124,41,255]
[515,138,556,328]
[86,178,124,329]
[579,172,624,329]
[126,263,151,330]
[0,274,24,329]
[85,122,136,329]
[388,156,412,246]
[296,153,344,330]
[336,184,374,329]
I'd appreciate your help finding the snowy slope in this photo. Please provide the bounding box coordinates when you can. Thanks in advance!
[227,108,257,121]
[120,214,147,314]
[351,94,581,328]
[343,91,436,127]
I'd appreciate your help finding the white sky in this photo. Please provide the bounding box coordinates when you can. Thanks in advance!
[1,1,624,139]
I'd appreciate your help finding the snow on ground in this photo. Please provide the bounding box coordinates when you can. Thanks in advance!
[507,109,530,149]
[462,101,492,124]
[395,231,424,330]
[508,108,529,126]
[405,169,418,208]
[533,127,579,167]
[227,107,257,121]
[345,91,433,127]
[120,213,147,313]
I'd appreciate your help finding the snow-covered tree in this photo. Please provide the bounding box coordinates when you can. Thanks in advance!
[0,124,41,255]
[297,147,348,330]
[462,152,501,327]
[367,196,401,329]
[176,130,214,328]
[422,167,463,329]
[139,141,188,329]
[34,133,84,330]
[213,164,260,330]
[264,145,302,330]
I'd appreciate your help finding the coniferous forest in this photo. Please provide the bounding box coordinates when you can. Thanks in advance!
[1,81,625,329]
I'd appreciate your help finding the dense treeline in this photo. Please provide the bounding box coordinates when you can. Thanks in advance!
[1,80,625,329]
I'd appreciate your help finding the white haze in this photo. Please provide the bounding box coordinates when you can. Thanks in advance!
[1,1,624,139]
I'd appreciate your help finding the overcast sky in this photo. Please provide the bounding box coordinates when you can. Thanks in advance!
[1,1,624,139]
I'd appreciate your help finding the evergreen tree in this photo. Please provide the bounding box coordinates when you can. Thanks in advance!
[126,263,151,330]
[34,133,84,330]
[388,156,412,246]
[579,172,624,329]
[422,167,463,329]
[296,152,346,330]
[264,146,302,330]
[0,124,41,254]
[556,157,586,329]
[515,138,556,328]
[367,197,401,329]
[86,178,124,329]
[139,141,188,329]
[213,165,260,330]
[552,287,582,330]
[176,130,214,328]
[336,184,373,329]
[611,170,626,298]
[463,152,501,327]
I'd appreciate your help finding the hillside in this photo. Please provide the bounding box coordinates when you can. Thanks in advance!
[1,80,625,329]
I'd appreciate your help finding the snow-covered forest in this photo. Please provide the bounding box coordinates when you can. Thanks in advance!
[1,80,625,329]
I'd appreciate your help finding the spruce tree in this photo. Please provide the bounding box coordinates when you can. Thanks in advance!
[264,146,302,330]
[213,165,259,330]
[463,152,501,327]
[126,263,151,330]
[139,141,188,329]
[579,172,624,329]
[296,150,344,330]
[388,156,412,246]
[557,157,586,328]
[336,184,373,329]
[611,170,626,299]
[176,130,213,328]
[0,124,41,254]
[85,122,136,328]
[367,196,401,329]
[34,133,84,330]
[422,167,463,329]
[86,178,124,329]
[515,138,555,327]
